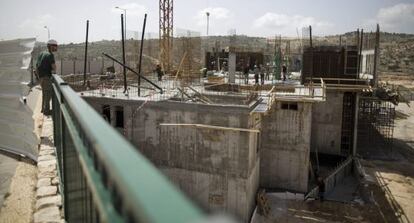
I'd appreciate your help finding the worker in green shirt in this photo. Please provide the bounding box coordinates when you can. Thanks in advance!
[36,39,58,116]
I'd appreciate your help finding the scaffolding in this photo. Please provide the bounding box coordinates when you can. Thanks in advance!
[357,97,395,156]
[159,0,173,73]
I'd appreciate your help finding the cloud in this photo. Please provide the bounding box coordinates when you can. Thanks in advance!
[253,12,332,36]
[19,14,53,30]
[193,7,235,35]
[111,3,147,17]
[195,7,233,26]
[365,3,414,33]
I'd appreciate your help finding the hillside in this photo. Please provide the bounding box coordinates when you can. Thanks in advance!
[46,32,414,75]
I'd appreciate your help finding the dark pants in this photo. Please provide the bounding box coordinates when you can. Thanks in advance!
[260,74,264,85]
[158,74,162,81]
[40,76,52,114]
[319,191,325,202]
[254,74,259,84]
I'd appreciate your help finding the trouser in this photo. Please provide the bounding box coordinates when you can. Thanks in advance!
[40,76,52,114]
[260,74,264,85]
[158,74,162,81]
[254,74,259,84]
[244,73,248,84]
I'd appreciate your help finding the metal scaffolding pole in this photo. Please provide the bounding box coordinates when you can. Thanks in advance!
[138,14,147,96]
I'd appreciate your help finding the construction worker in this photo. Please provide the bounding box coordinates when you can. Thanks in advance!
[265,63,271,80]
[282,64,287,81]
[260,64,265,85]
[317,177,325,202]
[36,39,58,116]
[154,64,164,81]
[254,65,259,85]
[243,64,250,84]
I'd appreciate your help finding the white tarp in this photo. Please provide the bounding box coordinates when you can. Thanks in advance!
[0,38,39,161]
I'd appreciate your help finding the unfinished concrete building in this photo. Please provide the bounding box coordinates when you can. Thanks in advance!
[76,79,325,222]
[53,23,396,222]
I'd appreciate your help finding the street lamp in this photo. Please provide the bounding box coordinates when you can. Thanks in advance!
[44,26,50,40]
[115,6,127,38]
[206,12,210,36]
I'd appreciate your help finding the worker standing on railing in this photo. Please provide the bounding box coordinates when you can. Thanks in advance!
[36,39,58,116]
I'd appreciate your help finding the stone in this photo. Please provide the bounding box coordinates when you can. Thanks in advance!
[39,149,55,156]
[37,178,51,188]
[34,206,61,223]
[38,164,56,174]
[36,195,62,210]
[37,159,56,169]
[51,177,59,186]
[38,154,56,162]
[38,170,57,178]
[36,186,57,198]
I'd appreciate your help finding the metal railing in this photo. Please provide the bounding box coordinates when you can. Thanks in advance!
[51,74,205,223]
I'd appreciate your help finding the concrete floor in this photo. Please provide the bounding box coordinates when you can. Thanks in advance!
[325,175,360,203]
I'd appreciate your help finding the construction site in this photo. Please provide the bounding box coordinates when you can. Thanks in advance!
[1,1,414,223]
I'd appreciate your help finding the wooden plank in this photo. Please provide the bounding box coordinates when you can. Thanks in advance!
[159,123,260,133]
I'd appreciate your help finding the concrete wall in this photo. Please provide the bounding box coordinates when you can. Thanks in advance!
[311,91,344,155]
[260,101,312,193]
[83,97,260,222]
[56,60,104,75]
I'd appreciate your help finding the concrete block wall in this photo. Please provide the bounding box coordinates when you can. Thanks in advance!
[259,101,312,192]
[83,97,260,222]
[311,91,344,155]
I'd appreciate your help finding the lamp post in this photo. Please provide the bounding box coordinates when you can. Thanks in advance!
[206,12,210,36]
[115,6,127,38]
[44,26,50,40]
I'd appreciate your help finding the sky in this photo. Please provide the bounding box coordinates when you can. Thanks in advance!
[1,0,414,43]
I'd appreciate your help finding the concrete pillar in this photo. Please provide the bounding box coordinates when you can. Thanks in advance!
[352,93,359,156]
[229,52,236,84]
[110,105,116,127]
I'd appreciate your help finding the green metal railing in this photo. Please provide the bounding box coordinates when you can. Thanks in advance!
[51,74,204,223]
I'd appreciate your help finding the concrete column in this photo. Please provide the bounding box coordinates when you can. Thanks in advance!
[110,105,116,127]
[352,93,359,156]
[228,52,236,84]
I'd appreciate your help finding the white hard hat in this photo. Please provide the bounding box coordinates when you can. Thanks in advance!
[47,39,58,46]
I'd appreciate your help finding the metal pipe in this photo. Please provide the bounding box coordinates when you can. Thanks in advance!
[358,29,364,77]
[373,24,380,87]
[309,25,313,48]
[138,14,147,96]
[83,20,89,86]
[309,25,313,85]
[102,53,163,94]
[121,14,127,93]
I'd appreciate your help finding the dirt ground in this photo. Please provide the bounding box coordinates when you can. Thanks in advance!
[380,72,414,89]
[361,100,414,223]
[0,87,43,223]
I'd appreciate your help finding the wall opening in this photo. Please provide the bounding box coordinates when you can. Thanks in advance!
[115,106,124,128]
[281,102,298,110]
[102,105,111,123]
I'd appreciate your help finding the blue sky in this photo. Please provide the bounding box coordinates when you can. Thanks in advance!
[1,0,413,43]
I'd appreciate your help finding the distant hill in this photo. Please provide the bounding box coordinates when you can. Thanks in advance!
[47,32,414,75]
